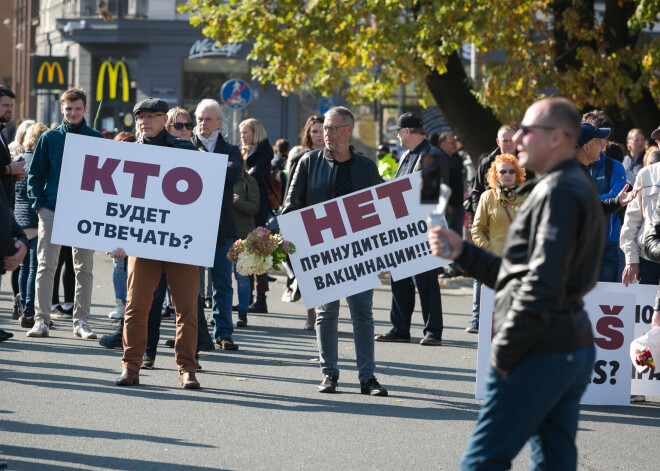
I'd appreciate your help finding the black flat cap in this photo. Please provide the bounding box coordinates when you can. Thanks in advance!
[133,97,168,116]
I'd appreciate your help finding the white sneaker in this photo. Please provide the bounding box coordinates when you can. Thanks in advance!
[73,321,97,339]
[26,320,49,337]
[108,299,125,319]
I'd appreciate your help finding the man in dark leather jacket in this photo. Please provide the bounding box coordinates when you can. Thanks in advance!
[282,106,388,397]
[429,97,603,471]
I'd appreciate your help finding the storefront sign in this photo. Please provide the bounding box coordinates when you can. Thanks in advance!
[96,60,130,102]
[278,173,449,309]
[33,56,68,90]
[188,38,243,59]
[476,283,660,405]
[51,134,227,267]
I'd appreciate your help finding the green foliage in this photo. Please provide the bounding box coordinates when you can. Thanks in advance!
[181,0,659,123]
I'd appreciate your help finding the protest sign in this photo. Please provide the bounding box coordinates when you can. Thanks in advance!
[476,283,644,405]
[278,173,450,308]
[51,134,226,267]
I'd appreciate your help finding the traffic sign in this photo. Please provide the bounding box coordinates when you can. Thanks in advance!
[221,78,252,110]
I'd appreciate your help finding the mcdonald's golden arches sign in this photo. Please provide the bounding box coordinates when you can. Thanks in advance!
[33,56,68,90]
[96,60,130,102]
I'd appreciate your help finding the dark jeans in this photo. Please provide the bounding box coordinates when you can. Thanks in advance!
[145,271,212,359]
[389,268,443,339]
[461,345,595,470]
[18,237,38,316]
[599,244,620,282]
[639,257,660,285]
[52,246,74,305]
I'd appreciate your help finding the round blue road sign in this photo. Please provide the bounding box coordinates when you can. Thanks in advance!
[221,79,252,110]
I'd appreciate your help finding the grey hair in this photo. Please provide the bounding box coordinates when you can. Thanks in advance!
[325,106,354,125]
[195,99,224,120]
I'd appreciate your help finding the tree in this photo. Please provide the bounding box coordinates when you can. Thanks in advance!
[181,0,660,159]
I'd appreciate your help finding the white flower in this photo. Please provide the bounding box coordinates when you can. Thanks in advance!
[236,252,273,276]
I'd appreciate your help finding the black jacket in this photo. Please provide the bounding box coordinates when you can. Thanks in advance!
[245,139,273,226]
[643,199,660,309]
[0,181,27,274]
[456,159,603,372]
[190,133,241,248]
[282,148,381,214]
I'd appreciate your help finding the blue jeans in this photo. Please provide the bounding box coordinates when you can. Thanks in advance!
[19,237,38,316]
[599,244,619,282]
[113,256,128,304]
[212,240,234,341]
[316,289,375,383]
[460,344,595,471]
[233,263,251,311]
[470,279,481,328]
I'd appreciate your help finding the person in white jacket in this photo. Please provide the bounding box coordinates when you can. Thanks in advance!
[620,154,660,286]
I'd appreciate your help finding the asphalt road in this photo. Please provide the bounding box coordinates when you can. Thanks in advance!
[0,253,658,470]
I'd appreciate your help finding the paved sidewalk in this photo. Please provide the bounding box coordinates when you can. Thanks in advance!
[0,253,658,470]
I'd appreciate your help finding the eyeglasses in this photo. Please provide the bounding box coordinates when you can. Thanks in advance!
[520,123,573,138]
[520,124,556,135]
[498,169,516,175]
[171,122,193,131]
[323,124,350,134]
[135,112,166,122]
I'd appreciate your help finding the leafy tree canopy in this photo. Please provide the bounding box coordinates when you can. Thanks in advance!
[182,0,660,156]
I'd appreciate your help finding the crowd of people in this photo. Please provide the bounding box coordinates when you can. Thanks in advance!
[2,83,660,469]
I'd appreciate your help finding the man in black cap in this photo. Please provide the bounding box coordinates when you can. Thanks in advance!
[113,97,202,389]
[375,113,444,346]
[27,88,102,340]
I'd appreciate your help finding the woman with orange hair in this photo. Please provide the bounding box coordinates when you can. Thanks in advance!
[468,153,527,333]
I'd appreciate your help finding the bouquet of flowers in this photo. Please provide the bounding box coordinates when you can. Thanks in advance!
[630,326,660,373]
[227,226,295,276]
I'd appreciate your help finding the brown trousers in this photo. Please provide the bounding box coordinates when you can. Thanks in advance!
[121,257,199,375]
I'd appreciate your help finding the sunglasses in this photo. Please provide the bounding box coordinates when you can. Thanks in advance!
[499,169,516,175]
[171,122,193,131]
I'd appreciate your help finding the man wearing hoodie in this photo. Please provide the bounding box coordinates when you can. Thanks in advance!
[26,88,102,340]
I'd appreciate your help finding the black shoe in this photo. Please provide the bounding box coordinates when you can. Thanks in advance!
[318,375,338,393]
[12,294,22,320]
[420,336,442,346]
[361,377,388,396]
[236,311,248,327]
[0,329,14,342]
[99,319,124,349]
[142,355,155,369]
[267,275,277,282]
[165,338,175,348]
[204,297,212,309]
[374,332,410,343]
[197,340,215,352]
[162,305,174,318]
[248,294,268,314]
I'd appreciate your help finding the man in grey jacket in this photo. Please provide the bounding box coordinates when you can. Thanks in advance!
[282,106,387,396]
[429,97,603,470]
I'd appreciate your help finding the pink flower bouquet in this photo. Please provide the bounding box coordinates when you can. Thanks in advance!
[227,227,295,276]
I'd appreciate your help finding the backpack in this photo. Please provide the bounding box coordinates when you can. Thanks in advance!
[265,166,284,211]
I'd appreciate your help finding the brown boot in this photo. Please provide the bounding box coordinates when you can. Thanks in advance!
[116,369,139,386]
[179,371,201,389]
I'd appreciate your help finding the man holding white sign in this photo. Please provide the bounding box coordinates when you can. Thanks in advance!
[114,98,201,389]
[26,88,103,340]
[429,97,604,470]
[282,106,388,396]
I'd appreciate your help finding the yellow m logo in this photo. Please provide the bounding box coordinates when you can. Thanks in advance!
[37,61,64,84]
[96,61,129,102]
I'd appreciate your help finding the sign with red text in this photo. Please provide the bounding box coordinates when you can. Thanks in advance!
[476,284,638,405]
[278,173,450,308]
[51,134,226,267]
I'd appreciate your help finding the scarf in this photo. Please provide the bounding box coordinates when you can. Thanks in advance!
[496,181,518,204]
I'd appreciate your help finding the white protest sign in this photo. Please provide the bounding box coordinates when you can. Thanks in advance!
[51,134,226,267]
[278,173,450,308]
[476,283,640,405]
[595,282,660,396]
